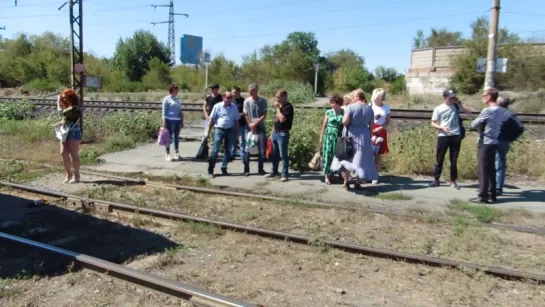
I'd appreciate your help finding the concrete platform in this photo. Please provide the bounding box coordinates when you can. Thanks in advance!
[86,141,545,213]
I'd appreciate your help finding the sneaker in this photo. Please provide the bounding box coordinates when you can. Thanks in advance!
[208,173,215,179]
[429,180,440,187]
[371,180,379,185]
[281,176,288,182]
[165,154,172,162]
[469,197,488,204]
[221,168,229,176]
[265,172,278,178]
[450,181,460,190]
[243,172,250,177]
[258,170,267,176]
[173,153,180,161]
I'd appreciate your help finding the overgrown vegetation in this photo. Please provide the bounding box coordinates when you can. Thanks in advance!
[0,110,160,164]
[0,100,35,120]
[384,125,545,179]
[0,31,404,98]
[414,16,545,94]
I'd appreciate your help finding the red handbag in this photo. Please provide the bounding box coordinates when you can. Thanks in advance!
[266,137,273,159]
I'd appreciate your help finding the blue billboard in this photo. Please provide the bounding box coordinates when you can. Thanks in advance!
[180,34,203,65]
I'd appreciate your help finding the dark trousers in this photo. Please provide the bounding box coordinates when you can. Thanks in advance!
[432,135,462,181]
[478,144,498,200]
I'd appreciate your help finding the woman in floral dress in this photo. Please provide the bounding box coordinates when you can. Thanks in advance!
[318,95,344,185]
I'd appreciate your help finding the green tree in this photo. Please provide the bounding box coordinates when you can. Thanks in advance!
[374,66,401,83]
[112,30,170,82]
[412,28,465,49]
[450,16,521,94]
[142,57,173,90]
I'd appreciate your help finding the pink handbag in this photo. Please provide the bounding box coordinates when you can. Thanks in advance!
[156,127,171,146]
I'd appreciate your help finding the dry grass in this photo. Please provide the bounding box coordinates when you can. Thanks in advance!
[78,185,545,275]
[136,229,545,307]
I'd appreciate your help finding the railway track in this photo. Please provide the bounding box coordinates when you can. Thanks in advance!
[2,180,545,284]
[0,232,255,307]
[2,97,545,124]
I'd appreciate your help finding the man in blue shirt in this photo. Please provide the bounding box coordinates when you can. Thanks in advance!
[206,91,241,178]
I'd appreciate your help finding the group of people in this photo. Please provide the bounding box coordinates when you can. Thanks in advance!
[429,87,524,204]
[318,88,391,189]
[186,84,391,188]
[159,83,394,188]
[52,83,522,205]
[203,83,294,181]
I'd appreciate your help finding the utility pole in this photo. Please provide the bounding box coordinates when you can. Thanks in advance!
[0,26,5,42]
[59,0,84,130]
[313,63,320,95]
[484,0,500,90]
[151,0,188,66]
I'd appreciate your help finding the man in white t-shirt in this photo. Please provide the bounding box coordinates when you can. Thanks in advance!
[429,89,470,189]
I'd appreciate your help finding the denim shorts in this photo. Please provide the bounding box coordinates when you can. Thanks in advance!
[66,124,82,141]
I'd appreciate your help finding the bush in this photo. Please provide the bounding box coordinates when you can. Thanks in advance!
[264,109,322,172]
[389,77,407,95]
[105,136,136,152]
[0,100,36,120]
[79,148,100,164]
[383,124,478,180]
[262,80,315,104]
[25,78,63,93]
[103,112,160,142]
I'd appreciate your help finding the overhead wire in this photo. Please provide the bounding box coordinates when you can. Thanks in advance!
[206,11,487,41]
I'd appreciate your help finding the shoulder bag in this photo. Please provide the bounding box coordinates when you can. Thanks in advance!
[55,118,80,143]
[335,127,354,161]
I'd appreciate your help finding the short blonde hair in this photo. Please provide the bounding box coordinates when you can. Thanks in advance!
[371,88,386,103]
[353,88,366,102]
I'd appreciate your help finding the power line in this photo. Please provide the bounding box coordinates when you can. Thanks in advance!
[0,3,150,19]
[206,11,486,41]
[503,12,545,18]
[150,0,188,66]
[187,0,436,30]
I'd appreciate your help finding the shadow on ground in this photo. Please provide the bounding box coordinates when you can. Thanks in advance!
[0,192,178,279]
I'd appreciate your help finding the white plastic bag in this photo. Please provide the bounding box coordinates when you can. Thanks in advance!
[245,131,258,155]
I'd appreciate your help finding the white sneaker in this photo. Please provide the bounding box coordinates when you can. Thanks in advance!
[371,180,379,185]
[174,153,180,161]
[165,154,172,161]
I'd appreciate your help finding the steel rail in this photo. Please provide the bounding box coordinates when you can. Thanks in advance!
[78,170,545,236]
[2,96,545,118]
[2,181,544,283]
[0,232,256,307]
[5,99,545,123]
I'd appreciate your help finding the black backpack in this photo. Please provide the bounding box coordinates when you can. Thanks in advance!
[453,103,465,139]
[499,114,524,142]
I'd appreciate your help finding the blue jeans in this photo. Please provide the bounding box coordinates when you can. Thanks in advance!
[165,119,182,154]
[231,125,247,158]
[271,130,290,176]
[495,140,510,192]
[243,129,266,173]
[208,127,235,173]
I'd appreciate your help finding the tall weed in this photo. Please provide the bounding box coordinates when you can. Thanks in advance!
[262,80,315,104]
[0,100,36,120]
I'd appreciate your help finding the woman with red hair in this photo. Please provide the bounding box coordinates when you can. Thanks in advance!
[55,88,82,183]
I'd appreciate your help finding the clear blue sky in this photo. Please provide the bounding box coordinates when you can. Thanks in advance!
[1,0,544,72]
